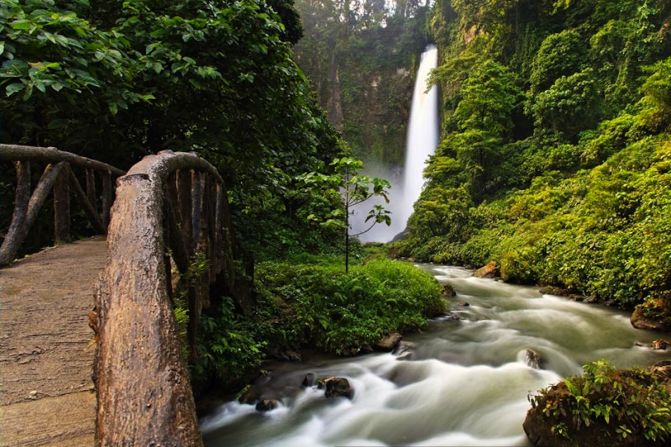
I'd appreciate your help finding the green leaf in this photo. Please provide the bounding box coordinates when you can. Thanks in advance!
[5,82,24,96]
[11,20,32,31]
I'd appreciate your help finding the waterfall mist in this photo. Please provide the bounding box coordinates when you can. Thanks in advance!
[353,45,439,243]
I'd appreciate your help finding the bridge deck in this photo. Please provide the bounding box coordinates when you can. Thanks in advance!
[0,238,107,447]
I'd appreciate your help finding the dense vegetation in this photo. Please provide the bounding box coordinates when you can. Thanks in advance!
[396,0,671,313]
[526,360,671,446]
[293,0,429,166]
[0,0,344,258]
[189,252,444,389]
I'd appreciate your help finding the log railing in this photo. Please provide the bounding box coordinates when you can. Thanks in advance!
[0,144,125,266]
[94,150,242,446]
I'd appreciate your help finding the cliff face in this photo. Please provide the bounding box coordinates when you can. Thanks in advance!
[293,0,430,167]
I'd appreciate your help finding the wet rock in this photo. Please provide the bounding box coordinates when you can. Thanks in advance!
[651,339,669,350]
[523,349,543,369]
[255,399,279,412]
[320,377,354,399]
[396,351,413,361]
[237,384,260,405]
[538,286,588,303]
[269,348,303,362]
[473,261,498,278]
[301,373,316,388]
[461,302,470,307]
[441,284,456,298]
[442,312,461,321]
[360,343,374,354]
[374,333,402,352]
[285,350,302,361]
[631,294,671,332]
[395,341,414,360]
[651,360,671,376]
[583,295,598,304]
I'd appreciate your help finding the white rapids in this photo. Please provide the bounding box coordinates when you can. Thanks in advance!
[201,264,671,446]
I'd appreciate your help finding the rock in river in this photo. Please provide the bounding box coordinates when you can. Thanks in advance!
[474,261,499,278]
[318,377,354,399]
[523,349,543,369]
[374,333,402,352]
[255,399,280,412]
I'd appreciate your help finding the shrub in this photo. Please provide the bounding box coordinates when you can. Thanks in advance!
[526,360,671,446]
[256,257,444,355]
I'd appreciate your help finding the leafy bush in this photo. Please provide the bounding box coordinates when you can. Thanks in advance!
[255,257,444,355]
[192,298,266,389]
[529,29,586,94]
[528,360,671,445]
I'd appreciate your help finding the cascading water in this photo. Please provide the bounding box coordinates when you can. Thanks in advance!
[200,265,671,446]
[355,45,439,242]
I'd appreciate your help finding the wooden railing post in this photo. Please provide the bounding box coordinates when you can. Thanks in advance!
[0,161,31,266]
[85,168,96,206]
[191,171,203,246]
[67,166,105,234]
[177,170,193,255]
[101,171,113,228]
[53,167,71,243]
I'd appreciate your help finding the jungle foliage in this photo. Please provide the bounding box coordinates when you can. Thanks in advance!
[397,0,671,310]
[0,0,344,257]
[293,0,430,166]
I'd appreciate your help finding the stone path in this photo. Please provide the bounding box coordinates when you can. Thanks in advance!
[0,238,107,446]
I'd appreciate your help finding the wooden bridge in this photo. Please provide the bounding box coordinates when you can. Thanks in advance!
[0,145,245,446]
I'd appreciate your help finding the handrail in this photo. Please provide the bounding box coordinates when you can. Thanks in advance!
[94,150,244,446]
[0,144,125,176]
[0,144,125,266]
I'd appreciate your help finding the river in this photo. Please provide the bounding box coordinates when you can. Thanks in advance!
[201,264,671,446]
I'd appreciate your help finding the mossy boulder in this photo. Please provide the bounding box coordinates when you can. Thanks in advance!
[524,361,671,447]
[631,292,671,332]
[474,261,499,278]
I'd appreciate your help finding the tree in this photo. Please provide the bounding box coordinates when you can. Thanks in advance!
[528,68,601,138]
[0,0,345,258]
[298,157,391,272]
[529,29,586,94]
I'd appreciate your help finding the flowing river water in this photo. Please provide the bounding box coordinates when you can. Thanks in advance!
[201,265,671,446]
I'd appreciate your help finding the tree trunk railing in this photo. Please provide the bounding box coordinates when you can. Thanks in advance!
[94,150,244,446]
[0,144,125,267]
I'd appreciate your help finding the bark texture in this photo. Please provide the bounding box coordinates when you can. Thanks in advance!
[94,151,223,447]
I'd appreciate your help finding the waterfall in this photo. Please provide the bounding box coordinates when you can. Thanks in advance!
[355,45,439,242]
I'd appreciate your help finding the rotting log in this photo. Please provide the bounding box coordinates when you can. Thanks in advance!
[95,151,224,447]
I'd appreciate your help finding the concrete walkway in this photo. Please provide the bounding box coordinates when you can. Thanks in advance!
[0,238,107,446]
